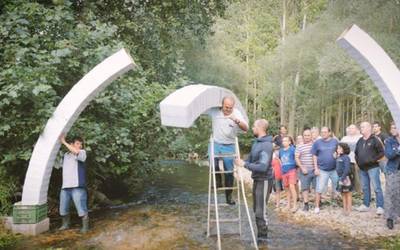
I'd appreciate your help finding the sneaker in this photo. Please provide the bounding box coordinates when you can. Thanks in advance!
[387,218,394,230]
[314,207,320,214]
[303,203,309,212]
[376,207,384,215]
[356,204,369,212]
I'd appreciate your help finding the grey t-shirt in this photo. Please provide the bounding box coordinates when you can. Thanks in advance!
[207,107,247,144]
[61,150,87,189]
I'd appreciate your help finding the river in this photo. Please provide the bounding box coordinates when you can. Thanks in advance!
[17,162,381,249]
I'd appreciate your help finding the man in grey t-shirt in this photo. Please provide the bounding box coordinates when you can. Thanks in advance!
[58,134,89,233]
[207,96,248,204]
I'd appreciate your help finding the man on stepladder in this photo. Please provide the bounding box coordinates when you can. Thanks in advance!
[57,134,89,233]
[207,96,248,205]
[236,119,274,243]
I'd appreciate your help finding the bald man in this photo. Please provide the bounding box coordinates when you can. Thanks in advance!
[236,119,273,242]
[207,96,248,204]
[355,122,385,214]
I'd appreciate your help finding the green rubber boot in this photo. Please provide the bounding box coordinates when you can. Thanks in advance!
[58,215,70,231]
[80,215,89,234]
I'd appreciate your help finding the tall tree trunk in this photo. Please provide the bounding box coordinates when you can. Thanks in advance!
[288,13,306,136]
[279,0,287,125]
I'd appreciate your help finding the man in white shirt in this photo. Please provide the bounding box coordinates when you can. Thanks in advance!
[58,134,89,233]
[207,96,248,204]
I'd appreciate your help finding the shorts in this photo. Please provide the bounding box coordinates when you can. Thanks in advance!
[316,169,339,194]
[282,169,297,188]
[299,169,317,191]
[273,179,283,192]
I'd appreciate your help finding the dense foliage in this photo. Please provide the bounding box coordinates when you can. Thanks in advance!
[0,0,228,213]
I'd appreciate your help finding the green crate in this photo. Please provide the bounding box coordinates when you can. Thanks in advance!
[12,202,48,224]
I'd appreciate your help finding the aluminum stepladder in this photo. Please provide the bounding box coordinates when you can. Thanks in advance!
[207,135,258,250]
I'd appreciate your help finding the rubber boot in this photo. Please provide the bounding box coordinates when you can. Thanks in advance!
[80,215,89,234]
[58,215,70,231]
[226,191,235,205]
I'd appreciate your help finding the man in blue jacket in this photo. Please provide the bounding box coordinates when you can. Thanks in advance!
[384,122,400,229]
[236,119,273,242]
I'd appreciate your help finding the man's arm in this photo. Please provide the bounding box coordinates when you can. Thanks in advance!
[229,109,248,132]
[60,134,80,155]
[374,136,385,161]
[244,151,270,172]
[295,150,307,174]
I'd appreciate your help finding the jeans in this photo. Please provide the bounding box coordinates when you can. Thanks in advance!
[60,187,88,217]
[360,166,384,208]
[209,142,235,199]
[316,169,338,194]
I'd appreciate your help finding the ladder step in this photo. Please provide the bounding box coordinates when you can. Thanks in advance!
[216,187,238,191]
[214,153,237,158]
[211,203,237,208]
[214,170,235,174]
[210,218,240,223]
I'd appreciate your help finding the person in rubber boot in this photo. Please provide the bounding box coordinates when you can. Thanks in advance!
[57,134,89,233]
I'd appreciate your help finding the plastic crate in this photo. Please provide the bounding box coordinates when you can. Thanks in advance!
[13,202,47,224]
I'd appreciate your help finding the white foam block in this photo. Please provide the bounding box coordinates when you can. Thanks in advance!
[21,49,136,205]
[337,24,400,128]
[160,84,248,128]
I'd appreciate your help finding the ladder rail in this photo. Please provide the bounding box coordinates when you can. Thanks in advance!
[235,137,259,250]
[210,136,222,250]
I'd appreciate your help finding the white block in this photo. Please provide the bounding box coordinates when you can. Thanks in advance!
[337,24,400,128]
[160,84,248,128]
[5,217,50,236]
[21,49,136,205]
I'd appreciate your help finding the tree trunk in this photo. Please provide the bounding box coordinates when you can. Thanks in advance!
[288,13,306,136]
[279,0,287,125]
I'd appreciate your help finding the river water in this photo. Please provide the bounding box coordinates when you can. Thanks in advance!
[18,162,381,249]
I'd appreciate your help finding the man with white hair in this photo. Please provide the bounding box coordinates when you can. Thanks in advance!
[340,124,362,192]
[207,96,248,205]
[355,122,385,214]
[236,119,273,242]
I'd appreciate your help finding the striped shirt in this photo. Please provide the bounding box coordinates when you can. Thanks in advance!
[295,142,314,171]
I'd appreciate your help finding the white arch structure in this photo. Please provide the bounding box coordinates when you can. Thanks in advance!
[21,49,136,206]
[160,84,248,128]
[337,24,400,127]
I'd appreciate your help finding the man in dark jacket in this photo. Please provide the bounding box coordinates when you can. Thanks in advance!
[236,119,273,242]
[355,122,385,214]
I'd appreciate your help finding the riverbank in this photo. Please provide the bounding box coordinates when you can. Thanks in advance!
[239,167,400,241]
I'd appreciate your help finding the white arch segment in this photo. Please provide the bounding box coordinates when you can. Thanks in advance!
[337,24,400,127]
[160,84,248,128]
[21,49,136,205]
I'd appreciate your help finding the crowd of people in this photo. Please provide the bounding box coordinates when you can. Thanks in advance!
[270,121,400,230]
[211,96,400,243]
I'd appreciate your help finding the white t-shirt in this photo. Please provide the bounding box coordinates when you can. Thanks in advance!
[207,107,247,144]
[341,135,362,163]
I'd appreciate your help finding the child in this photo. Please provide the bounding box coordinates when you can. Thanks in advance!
[280,136,298,212]
[336,142,353,215]
[272,148,283,209]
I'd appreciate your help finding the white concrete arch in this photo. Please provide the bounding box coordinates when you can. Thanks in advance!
[160,84,248,128]
[21,49,136,205]
[337,24,400,127]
